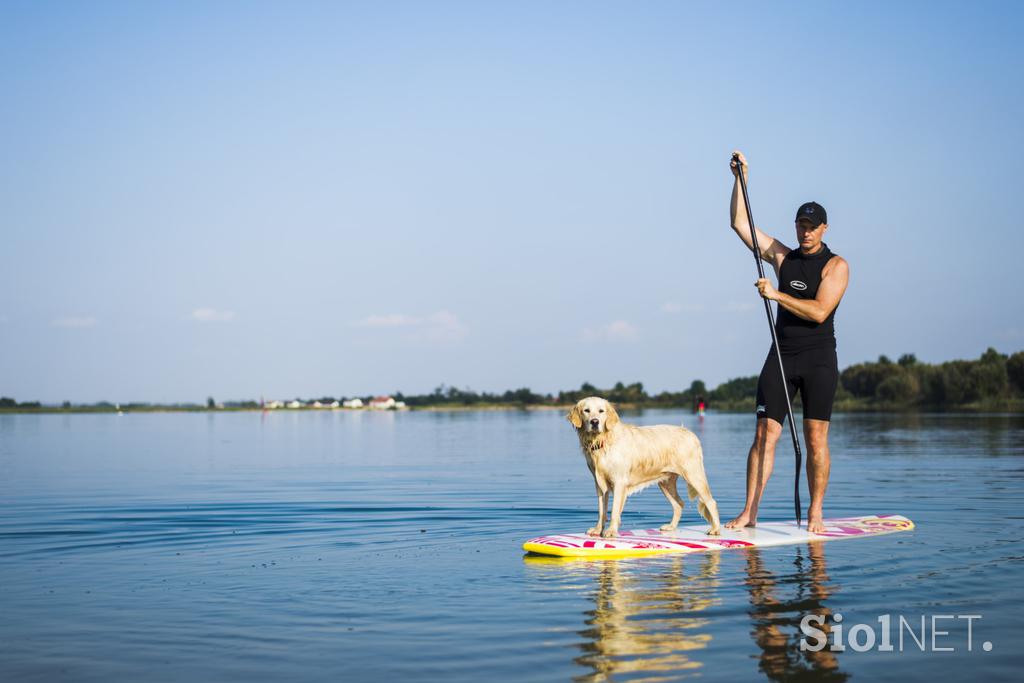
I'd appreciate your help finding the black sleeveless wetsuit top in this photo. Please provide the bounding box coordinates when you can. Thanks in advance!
[775,243,838,353]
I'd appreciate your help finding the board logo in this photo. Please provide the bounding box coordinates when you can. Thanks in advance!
[790,280,808,291]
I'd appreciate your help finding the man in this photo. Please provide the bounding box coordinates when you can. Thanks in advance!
[725,151,849,534]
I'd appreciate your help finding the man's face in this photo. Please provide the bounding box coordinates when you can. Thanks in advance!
[795,218,827,251]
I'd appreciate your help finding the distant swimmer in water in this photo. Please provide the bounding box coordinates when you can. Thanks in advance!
[725,151,849,534]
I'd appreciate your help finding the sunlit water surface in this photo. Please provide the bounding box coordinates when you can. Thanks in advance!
[1,410,1021,681]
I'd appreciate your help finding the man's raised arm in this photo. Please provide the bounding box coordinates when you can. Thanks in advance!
[730,151,789,273]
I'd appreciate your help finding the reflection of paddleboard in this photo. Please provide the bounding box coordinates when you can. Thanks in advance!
[523,514,914,558]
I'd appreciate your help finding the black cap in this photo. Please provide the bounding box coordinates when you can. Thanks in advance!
[796,201,827,226]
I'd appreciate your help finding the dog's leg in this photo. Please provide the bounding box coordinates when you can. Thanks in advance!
[683,463,721,536]
[588,482,608,537]
[602,484,627,538]
[658,475,685,531]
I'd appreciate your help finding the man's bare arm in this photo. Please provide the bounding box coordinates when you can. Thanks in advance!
[730,151,790,274]
[756,257,849,323]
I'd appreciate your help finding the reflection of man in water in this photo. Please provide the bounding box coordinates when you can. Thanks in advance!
[743,544,848,681]
[726,151,850,533]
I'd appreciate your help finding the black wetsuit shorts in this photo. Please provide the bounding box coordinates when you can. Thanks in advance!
[755,346,839,423]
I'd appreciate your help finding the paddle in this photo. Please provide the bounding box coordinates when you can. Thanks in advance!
[731,152,803,527]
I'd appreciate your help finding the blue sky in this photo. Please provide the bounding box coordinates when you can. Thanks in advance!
[2,1,1023,403]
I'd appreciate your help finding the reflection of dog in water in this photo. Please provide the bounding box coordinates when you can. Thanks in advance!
[581,553,721,674]
[521,552,721,679]
[568,397,721,537]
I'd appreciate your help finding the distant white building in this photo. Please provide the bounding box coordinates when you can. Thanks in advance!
[287,400,303,409]
[265,400,284,409]
[395,401,407,410]
[342,398,364,409]
[369,396,396,410]
[312,401,323,408]
[330,400,340,409]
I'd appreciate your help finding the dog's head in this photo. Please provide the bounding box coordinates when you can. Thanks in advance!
[567,396,620,434]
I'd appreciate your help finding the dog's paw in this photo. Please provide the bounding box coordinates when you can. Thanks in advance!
[601,528,619,538]
[659,523,677,531]
[706,527,721,536]
[586,527,602,537]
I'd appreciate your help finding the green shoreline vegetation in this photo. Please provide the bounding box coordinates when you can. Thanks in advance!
[3,348,1023,415]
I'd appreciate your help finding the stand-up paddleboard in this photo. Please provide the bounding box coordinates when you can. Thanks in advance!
[523,514,914,558]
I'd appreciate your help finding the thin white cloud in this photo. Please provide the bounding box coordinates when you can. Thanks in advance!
[52,316,97,328]
[192,308,236,323]
[420,310,468,343]
[352,310,468,343]
[583,320,639,342]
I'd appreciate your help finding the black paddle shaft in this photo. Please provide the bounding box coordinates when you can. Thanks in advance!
[732,153,803,527]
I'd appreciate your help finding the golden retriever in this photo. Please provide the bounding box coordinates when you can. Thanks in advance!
[568,396,721,537]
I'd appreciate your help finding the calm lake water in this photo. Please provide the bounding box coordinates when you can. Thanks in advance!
[1,410,1021,681]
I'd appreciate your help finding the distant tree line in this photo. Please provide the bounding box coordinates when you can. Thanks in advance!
[3,348,1022,413]
[393,379,729,410]
[395,385,552,407]
[837,348,1024,408]
[0,397,41,409]
[389,348,1024,411]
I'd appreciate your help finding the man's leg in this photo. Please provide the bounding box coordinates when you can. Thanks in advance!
[725,418,783,528]
[799,347,838,534]
[803,419,831,533]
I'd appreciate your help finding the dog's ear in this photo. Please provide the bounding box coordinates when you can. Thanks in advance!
[605,402,620,430]
[567,402,583,429]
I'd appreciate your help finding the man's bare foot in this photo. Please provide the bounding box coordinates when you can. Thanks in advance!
[807,512,826,534]
[724,512,756,529]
